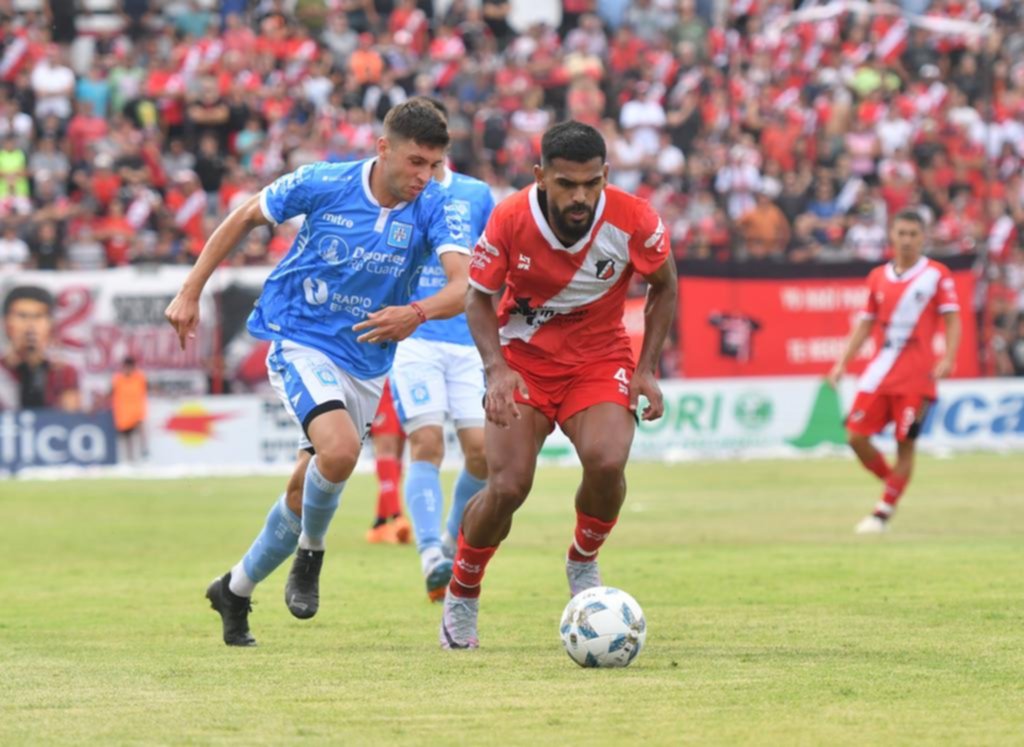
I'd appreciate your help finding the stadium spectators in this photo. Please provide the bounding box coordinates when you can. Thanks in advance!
[0,0,1021,374]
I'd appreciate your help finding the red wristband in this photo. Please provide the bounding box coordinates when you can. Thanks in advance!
[410,302,427,324]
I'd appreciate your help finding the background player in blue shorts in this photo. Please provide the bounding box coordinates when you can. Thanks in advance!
[390,131,495,601]
[164,99,470,646]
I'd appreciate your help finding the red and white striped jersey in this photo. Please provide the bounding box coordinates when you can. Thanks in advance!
[469,185,668,368]
[857,257,959,397]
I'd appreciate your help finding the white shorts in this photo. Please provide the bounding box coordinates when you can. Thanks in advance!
[266,340,385,451]
[390,337,485,433]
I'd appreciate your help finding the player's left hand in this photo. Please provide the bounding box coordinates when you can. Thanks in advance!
[354,306,420,344]
[629,369,664,421]
[933,357,954,380]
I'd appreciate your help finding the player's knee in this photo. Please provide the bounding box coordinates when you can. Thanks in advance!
[461,441,488,479]
[408,426,445,464]
[579,449,626,483]
[487,471,532,513]
[314,445,359,483]
[847,432,869,449]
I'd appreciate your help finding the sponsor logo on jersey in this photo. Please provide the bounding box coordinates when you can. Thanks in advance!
[387,221,413,249]
[303,277,329,306]
[517,254,532,271]
[477,233,501,256]
[595,259,616,280]
[644,219,666,251]
[318,235,350,265]
[442,203,466,241]
[322,212,355,228]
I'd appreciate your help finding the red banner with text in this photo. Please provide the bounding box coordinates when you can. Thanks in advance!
[678,257,979,379]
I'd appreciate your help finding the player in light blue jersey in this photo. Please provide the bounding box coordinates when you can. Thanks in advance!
[390,157,496,601]
[164,99,471,646]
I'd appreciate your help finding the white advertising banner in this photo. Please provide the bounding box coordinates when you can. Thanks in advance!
[142,378,1024,472]
[539,377,1024,462]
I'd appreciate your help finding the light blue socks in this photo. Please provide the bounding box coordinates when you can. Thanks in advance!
[447,469,486,541]
[300,456,346,551]
[405,461,443,553]
[232,494,300,596]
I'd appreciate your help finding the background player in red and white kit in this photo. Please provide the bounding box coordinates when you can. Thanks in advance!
[365,384,411,544]
[828,209,961,534]
[439,121,677,649]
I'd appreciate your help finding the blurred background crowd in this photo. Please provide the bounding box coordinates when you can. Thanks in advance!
[0,0,1021,375]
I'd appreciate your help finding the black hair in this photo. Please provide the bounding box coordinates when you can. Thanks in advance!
[541,121,607,165]
[893,208,926,227]
[3,285,54,316]
[383,99,449,149]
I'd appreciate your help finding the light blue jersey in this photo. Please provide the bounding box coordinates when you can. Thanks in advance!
[409,168,495,346]
[247,159,470,379]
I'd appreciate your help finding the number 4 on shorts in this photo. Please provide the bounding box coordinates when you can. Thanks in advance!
[613,367,630,384]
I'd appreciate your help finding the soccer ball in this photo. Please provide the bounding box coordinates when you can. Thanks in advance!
[559,586,647,668]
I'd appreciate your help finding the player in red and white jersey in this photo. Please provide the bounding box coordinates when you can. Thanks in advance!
[439,121,677,649]
[828,210,961,534]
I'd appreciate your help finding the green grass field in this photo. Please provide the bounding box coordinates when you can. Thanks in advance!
[1,454,1022,746]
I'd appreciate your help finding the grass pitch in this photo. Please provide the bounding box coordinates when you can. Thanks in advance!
[1,454,1022,746]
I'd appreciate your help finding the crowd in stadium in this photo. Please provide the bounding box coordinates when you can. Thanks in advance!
[0,0,1021,374]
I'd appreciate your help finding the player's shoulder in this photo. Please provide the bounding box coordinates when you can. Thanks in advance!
[924,256,952,275]
[284,159,363,198]
[866,262,889,283]
[448,171,491,198]
[488,186,531,224]
[601,186,658,234]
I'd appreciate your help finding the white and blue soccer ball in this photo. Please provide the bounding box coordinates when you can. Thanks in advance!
[559,586,647,668]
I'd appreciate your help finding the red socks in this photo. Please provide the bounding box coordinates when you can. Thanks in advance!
[875,473,909,517]
[449,529,498,599]
[567,510,617,563]
[860,452,892,481]
[375,456,402,520]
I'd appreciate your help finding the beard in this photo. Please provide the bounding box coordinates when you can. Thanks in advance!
[550,202,596,244]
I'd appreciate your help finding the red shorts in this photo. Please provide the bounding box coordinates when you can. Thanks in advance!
[846,390,933,442]
[370,382,404,438]
[505,350,634,427]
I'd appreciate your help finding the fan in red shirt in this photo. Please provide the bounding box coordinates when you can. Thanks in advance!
[439,121,677,649]
[828,210,961,535]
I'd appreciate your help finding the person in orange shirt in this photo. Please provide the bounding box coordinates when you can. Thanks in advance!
[348,33,383,88]
[111,356,148,462]
[737,188,792,259]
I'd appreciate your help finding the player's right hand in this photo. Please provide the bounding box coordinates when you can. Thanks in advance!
[825,363,844,389]
[165,291,201,351]
[484,364,529,429]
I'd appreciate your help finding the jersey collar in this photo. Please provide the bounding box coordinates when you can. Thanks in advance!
[439,165,454,189]
[361,158,409,211]
[528,183,606,253]
[885,255,927,283]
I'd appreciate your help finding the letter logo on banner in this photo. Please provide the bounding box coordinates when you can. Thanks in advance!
[0,409,117,473]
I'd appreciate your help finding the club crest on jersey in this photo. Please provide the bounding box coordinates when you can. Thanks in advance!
[595,259,616,280]
[387,221,413,249]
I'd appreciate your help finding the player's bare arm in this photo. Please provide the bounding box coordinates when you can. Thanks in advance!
[827,316,874,388]
[165,193,271,350]
[630,257,678,421]
[354,251,469,344]
[465,286,527,428]
[934,310,961,380]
